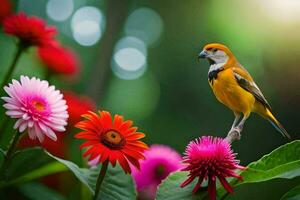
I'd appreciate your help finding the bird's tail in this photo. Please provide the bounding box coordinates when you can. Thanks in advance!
[265,109,291,139]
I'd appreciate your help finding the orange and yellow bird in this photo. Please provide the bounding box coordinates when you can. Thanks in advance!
[198,43,290,140]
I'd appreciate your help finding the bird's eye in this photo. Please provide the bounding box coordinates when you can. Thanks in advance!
[212,48,218,53]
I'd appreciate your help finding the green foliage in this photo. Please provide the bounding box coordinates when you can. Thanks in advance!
[0,148,67,188]
[0,148,136,199]
[156,171,207,200]
[3,162,68,188]
[157,140,300,200]
[18,182,67,200]
[281,185,300,200]
[0,148,50,182]
[47,152,136,200]
[238,140,300,184]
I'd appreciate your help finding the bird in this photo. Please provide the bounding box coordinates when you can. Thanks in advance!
[198,43,290,141]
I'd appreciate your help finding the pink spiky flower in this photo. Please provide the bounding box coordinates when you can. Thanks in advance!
[181,136,246,200]
[132,145,182,200]
[2,76,68,142]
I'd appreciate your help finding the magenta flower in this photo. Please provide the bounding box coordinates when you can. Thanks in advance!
[2,76,68,142]
[181,136,246,200]
[132,144,182,200]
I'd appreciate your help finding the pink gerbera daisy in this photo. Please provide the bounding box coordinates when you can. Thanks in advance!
[181,136,246,200]
[2,76,68,142]
[132,145,182,200]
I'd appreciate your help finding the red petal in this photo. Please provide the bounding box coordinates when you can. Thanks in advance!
[113,114,123,129]
[76,121,98,132]
[192,175,205,193]
[109,151,119,167]
[117,154,131,174]
[126,132,145,141]
[100,111,112,129]
[218,176,233,193]
[99,149,109,163]
[121,148,145,160]
[83,146,96,156]
[126,143,148,152]
[75,132,98,140]
[119,120,133,132]
[181,175,196,188]
[80,141,98,149]
[127,141,148,150]
[124,154,140,170]
[123,127,138,136]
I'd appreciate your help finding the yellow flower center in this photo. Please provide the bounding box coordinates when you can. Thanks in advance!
[32,100,45,111]
[101,130,125,149]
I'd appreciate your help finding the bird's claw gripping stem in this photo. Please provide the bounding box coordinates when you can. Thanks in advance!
[225,128,241,143]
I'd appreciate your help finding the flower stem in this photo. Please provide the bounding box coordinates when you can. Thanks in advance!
[0,131,22,180]
[93,160,109,200]
[1,43,25,89]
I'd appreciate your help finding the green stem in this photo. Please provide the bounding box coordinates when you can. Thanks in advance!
[93,160,109,200]
[0,131,22,181]
[1,44,25,89]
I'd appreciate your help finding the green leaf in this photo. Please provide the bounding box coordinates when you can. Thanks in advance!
[238,140,300,185]
[281,185,300,200]
[18,182,67,200]
[0,147,51,182]
[2,161,68,188]
[217,140,300,198]
[47,152,136,200]
[156,172,207,200]
[0,148,69,188]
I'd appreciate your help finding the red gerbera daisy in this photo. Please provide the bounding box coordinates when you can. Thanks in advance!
[0,0,12,24]
[3,12,56,47]
[38,45,80,75]
[75,111,148,174]
[63,91,96,126]
[181,136,246,200]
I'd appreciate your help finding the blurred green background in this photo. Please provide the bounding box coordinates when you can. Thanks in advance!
[0,0,299,199]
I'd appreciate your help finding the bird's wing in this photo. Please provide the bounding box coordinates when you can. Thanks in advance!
[233,67,272,110]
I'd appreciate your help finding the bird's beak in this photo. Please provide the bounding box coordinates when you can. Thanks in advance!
[198,50,208,62]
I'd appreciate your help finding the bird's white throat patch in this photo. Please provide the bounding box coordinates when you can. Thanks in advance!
[208,62,226,74]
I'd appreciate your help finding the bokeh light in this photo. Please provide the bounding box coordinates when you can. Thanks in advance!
[112,36,147,80]
[259,0,300,22]
[46,0,74,21]
[125,7,163,46]
[71,6,104,46]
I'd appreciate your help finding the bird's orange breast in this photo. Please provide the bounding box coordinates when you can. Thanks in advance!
[209,68,255,114]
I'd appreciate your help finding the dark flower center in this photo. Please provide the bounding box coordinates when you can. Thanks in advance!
[101,130,125,149]
[155,164,166,179]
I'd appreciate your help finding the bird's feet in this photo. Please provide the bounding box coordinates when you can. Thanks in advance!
[225,128,241,143]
